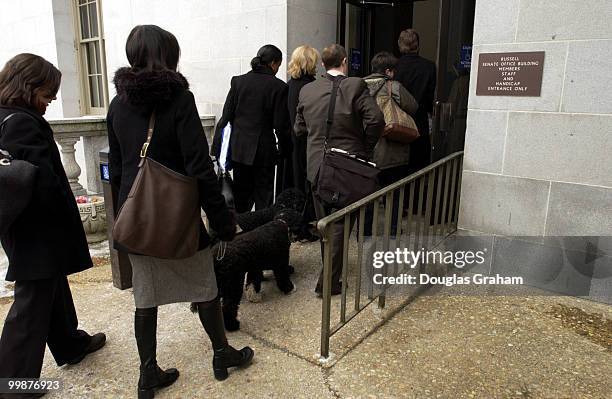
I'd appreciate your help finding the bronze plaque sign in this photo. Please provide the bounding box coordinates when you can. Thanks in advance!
[476,51,545,96]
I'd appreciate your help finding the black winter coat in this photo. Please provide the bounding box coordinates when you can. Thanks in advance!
[0,105,92,281]
[107,68,236,251]
[211,67,292,167]
[395,54,437,169]
[395,54,436,135]
[287,75,315,129]
[287,75,315,192]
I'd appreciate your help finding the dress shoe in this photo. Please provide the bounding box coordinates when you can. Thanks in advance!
[66,332,106,365]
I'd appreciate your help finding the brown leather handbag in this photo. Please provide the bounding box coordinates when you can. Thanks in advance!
[112,113,200,259]
[378,81,420,144]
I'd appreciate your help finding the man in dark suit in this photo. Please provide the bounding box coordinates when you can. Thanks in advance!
[212,45,292,213]
[394,29,437,172]
[294,44,384,295]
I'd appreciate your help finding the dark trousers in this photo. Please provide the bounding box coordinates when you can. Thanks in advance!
[293,135,316,224]
[232,162,276,213]
[374,164,413,236]
[0,276,90,378]
[292,135,308,195]
[408,133,431,172]
[276,157,294,195]
[312,189,356,289]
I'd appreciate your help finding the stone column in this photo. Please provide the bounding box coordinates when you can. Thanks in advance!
[57,136,85,195]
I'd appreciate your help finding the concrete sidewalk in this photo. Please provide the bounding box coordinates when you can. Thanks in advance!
[0,241,610,398]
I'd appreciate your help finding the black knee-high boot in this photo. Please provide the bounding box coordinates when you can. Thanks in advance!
[196,298,254,381]
[134,307,179,398]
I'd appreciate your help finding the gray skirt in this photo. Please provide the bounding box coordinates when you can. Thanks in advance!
[128,248,218,308]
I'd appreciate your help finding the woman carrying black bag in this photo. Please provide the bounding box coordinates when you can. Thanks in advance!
[107,25,253,398]
[211,44,292,213]
[0,54,106,387]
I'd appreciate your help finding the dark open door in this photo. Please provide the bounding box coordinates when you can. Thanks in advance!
[337,0,414,77]
[431,0,475,161]
[337,0,476,162]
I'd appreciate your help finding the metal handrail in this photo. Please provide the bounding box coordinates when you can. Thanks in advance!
[317,151,464,359]
[316,152,464,233]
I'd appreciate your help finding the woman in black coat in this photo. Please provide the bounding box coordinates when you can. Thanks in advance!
[286,45,319,240]
[0,54,105,382]
[107,26,253,398]
[212,45,292,213]
[287,45,318,196]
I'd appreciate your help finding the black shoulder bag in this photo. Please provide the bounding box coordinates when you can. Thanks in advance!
[314,76,380,209]
[0,113,39,235]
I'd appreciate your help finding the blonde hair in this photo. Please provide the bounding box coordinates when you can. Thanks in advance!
[287,45,320,79]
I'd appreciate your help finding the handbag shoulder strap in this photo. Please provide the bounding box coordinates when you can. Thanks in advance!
[1,112,38,162]
[0,113,35,139]
[0,113,17,128]
[139,112,156,159]
[324,75,346,147]
[387,80,401,123]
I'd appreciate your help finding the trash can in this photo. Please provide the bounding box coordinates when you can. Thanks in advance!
[100,147,133,289]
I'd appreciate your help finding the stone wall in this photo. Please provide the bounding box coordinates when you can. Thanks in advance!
[460,0,612,237]
[458,0,611,302]
[0,0,87,188]
[0,0,63,118]
[287,0,337,77]
[102,0,288,120]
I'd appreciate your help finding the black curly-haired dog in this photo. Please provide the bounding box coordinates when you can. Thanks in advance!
[235,188,305,232]
[192,208,302,331]
[236,188,305,292]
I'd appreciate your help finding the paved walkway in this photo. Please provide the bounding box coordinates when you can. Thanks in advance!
[0,241,610,398]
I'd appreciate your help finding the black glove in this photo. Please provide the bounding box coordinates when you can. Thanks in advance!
[216,211,237,242]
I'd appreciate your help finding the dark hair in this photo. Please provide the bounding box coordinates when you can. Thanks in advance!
[371,52,398,74]
[321,44,347,70]
[398,29,419,55]
[251,44,283,71]
[0,53,61,109]
[125,25,180,71]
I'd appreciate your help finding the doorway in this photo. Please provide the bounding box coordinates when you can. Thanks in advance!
[337,0,476,161]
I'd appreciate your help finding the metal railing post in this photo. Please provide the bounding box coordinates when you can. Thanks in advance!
[453,157,463,226]
[395,185,405,275]
[355,206,366,312]
[447,158,459,234]
[320,223,333,359]
[340,214,351,323]
[441,163,451,236]
[379,191,393,309]
[368,199,380,299]
[433,166,444,239]
[424,171,435,252]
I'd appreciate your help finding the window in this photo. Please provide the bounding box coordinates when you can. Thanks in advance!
[75,0,108,114]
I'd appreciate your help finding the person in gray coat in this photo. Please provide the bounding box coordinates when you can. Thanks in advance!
[364,51,418,185]
[363,52,419,237]
[294,44,384,295]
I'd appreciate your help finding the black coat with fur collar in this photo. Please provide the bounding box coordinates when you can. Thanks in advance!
[107,68,236,252]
